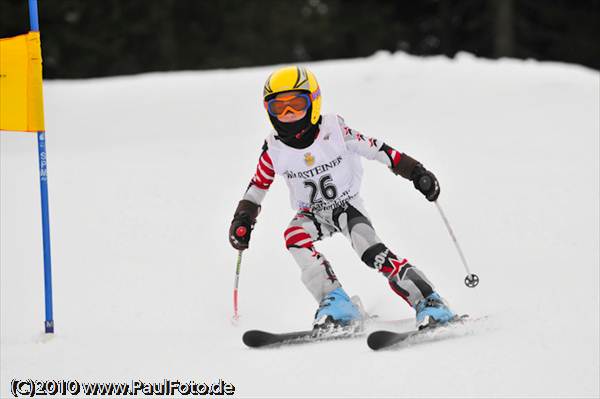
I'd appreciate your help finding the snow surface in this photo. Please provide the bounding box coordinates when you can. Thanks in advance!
[1,52,599,398]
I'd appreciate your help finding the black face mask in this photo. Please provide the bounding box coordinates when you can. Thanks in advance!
[269,105,321,149]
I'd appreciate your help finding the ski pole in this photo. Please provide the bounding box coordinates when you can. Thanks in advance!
[232,223,251,323]
[232,249,243,321]
[434,200,479,287]
[416,174,479,287]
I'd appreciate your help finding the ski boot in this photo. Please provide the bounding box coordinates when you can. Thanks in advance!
[312,287,362,335]
[414,292,455,329]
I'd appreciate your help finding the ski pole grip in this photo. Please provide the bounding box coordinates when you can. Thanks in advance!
[235,226,248,237]
[418,175,433,192]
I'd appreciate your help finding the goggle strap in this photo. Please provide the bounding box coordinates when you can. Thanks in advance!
[311,87,321,101]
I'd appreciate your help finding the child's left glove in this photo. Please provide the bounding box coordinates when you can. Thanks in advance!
[411,165,440,202]
[229,200,260,250]
[390,153,440,202]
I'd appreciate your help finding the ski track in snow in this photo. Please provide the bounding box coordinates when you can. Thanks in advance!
[2,52,599,398]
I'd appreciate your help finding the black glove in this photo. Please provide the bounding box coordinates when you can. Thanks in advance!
[390,152,440,202]
[411,165,440,202]
[229,200,260,250]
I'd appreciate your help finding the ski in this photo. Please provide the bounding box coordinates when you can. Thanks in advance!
[243,326,363,348]
[367,314,470,350]
[243,295,372,348]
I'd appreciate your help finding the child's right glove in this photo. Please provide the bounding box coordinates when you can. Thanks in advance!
[229,200,260,250]
[391,153,440,202]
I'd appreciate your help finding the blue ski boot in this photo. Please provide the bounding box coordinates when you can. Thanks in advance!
[313,287,362,331]
[414,292,455,329]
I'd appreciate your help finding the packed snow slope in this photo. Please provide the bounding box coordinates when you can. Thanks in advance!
[2,52,599,398]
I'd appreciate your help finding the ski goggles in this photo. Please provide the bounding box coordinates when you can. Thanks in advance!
[264,90,319,117]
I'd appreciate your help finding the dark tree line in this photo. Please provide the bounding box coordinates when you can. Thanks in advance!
[1,0,598,79]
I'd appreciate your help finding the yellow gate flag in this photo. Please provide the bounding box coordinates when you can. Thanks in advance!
[0,31,45,132]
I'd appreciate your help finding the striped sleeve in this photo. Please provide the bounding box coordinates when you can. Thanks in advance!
[252,147,275,189]
[242,141,275,205]
[378,143,402,168]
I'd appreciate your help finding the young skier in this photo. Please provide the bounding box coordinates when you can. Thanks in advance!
[229,66,455,330]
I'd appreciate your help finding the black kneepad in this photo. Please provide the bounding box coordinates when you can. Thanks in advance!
[361,243,391,270]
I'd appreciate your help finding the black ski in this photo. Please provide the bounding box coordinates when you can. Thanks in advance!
[243,326,363,348]
[243,295,374,348]
[243,329,312,347]
[367,314,469,350]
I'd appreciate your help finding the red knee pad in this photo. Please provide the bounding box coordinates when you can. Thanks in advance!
[284,226,313,249]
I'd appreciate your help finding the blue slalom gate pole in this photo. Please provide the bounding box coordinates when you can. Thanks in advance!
[29,0,54,334]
